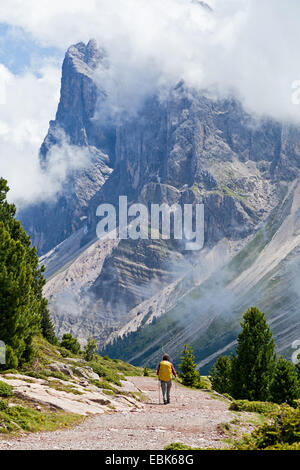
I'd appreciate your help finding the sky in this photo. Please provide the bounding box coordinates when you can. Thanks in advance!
[0,0,300,207]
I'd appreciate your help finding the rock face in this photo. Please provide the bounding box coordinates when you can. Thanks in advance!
[0,360,145,416]
[20,40,300,368]
[19,40,113,255]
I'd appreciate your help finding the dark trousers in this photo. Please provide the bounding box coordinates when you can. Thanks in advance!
[160,379,172,402]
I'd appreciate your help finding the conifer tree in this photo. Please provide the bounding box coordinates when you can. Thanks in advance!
[270,356,300,406]
[0,178,46,368]
[0,222,40,368]
[40,305,57,345]
[210,355,232,395]
[179,344,200,387]
[60,333,81,355]
[84,337,97,361]
[231,307,276,401]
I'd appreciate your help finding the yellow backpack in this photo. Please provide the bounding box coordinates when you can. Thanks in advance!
[158,360,172,382]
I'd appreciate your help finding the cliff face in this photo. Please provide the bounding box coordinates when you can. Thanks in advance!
[20,40,114,255]
[20,41,300,366]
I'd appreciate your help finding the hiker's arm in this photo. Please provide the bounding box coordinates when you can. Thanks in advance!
[171,364,177,377]
[156,364,160,375]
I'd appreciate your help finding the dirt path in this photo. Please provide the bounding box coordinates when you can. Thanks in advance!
[0,377,235,450]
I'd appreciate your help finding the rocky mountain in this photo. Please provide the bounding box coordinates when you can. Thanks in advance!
[20,40,114,255]
[20,40,300,371]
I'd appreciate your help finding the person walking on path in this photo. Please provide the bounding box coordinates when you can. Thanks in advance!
[156,354,177,405]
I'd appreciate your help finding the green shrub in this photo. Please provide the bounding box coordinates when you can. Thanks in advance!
[164,442,196,450]
[164,442,204,450]
[236,406,300,450]
[58,347,72,358]
[84,338,97,362]
[229,400,280,415]
[0,380,13,398]
[0,399,9,411]
[60,334,81,355]
[143,367,149,377]
[266,442,300,450]
[223,393,233,401]
[196,376,212,390]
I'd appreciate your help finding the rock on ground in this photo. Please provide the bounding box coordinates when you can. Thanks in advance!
[0,377,238,450]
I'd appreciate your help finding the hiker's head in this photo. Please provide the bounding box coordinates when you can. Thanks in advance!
[163,354,170,361]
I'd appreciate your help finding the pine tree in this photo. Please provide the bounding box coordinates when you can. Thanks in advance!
[60,333,81,355]
[270,356,300,406]
[40,306,57,345]
[210,355,232,395]
[0,222,40,368]
[84,337,97,361]
[0,178,47,369]
[179,344,200,387]
[231,307,276,401]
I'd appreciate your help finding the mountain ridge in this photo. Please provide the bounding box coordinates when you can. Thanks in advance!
[19,40,300,370]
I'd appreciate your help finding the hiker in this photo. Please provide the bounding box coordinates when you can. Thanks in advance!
[157,354,177,405]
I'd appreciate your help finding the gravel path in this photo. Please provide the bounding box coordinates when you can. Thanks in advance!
[0,377,234,450]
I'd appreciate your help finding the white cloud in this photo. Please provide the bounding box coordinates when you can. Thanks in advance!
[1,0,300,206]
[0,61,91,207]
[1,0,298,121]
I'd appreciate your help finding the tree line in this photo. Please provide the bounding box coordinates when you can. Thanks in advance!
[0,178,57,369]
[180,307,300,406]
[1,175,300,410]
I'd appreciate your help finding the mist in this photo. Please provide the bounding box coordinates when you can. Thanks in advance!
[90,0,300,123]
[2,0,300,204]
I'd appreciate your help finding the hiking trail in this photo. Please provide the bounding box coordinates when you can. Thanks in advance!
[0,377,241,450]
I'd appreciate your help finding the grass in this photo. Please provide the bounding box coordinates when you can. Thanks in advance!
[90,379,118,393]
[21,368,70,382]
[0,335,149,438]
[229,400,281,416]
[88,355,143,386]
[198,376,212,390]
[0,399,83,434]
[164,442,200,450]
[129,391,148,402]
[233,406,300,450]
[19,336,143,389]
[48,381,83,395]
[102,390,115,396]
[0,381,13,398]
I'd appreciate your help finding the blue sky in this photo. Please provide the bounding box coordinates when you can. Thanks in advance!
[0,23,62,75]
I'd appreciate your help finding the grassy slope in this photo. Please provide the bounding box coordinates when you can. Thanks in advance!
[0,336,144,435]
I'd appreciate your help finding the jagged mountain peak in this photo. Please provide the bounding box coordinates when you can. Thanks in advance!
[66,39,105,77]
[20,38,300,370]
[191,0,213,12]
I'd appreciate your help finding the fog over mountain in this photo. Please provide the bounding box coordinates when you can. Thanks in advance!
[1,1,300,371]
[15,31,300,371]
[2,0,300,206]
